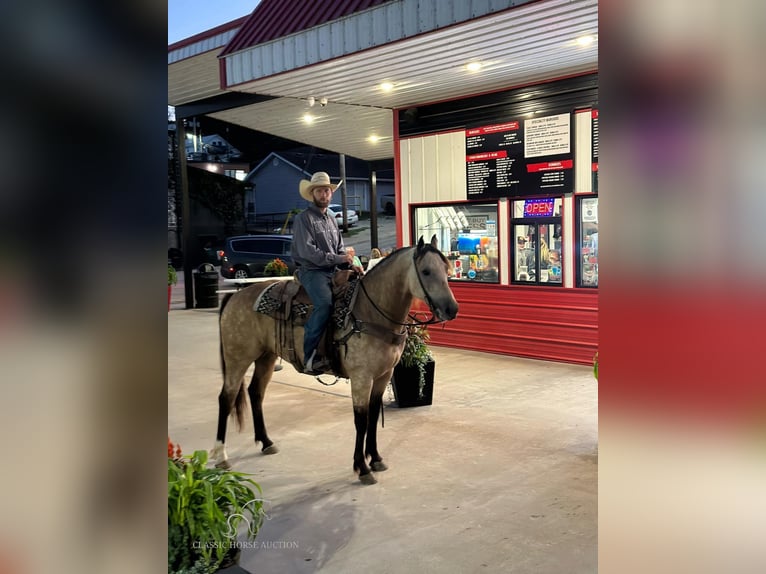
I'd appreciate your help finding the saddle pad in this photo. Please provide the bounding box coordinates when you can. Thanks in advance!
[253,281,311,320]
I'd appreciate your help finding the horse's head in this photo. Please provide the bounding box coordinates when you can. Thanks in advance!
[413,235,459,322]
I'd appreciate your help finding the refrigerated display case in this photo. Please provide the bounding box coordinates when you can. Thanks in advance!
[412,203,499,283]
[577,196,598,287]
[510,198,563,285]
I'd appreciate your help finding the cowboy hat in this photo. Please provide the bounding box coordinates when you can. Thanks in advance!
[299,171,338,202]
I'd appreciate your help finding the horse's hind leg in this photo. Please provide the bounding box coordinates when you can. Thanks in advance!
[365,376,390,472]
[211,357,252,469]
[249,352,279,454]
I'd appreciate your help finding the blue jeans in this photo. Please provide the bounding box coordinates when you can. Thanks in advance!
[297,268,334,359]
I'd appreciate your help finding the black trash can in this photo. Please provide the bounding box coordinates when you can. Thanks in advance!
[194,263,220,308]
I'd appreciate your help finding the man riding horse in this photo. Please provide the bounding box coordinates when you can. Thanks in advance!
[292,171,365,375]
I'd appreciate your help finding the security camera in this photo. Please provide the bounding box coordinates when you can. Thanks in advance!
[319,97,328,107]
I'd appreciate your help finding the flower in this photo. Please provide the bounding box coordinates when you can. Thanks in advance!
[263,257,289,276]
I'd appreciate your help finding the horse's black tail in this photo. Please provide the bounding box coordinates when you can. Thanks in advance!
[219,292,246,430]
[219,293,234,381]
[234,384,247,432]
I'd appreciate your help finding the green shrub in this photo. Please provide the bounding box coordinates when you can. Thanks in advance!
[168,265,178,286]
[168,446,265,573]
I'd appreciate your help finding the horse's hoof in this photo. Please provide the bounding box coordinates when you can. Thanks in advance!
[370,461,388,472]
[215,460,232,470]
[359,472,378,485]
[261,444,279,455]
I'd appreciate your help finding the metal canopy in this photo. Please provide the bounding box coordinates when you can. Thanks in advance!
[168,0,598,161]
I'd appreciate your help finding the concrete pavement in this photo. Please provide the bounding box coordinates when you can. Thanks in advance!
[168,306,597,573]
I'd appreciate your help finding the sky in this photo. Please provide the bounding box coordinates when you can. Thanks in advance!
[168,0,259,45]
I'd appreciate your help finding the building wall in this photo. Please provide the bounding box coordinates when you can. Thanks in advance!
[395,75,598,365]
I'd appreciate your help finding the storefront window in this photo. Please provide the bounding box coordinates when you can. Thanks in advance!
[577,196,598,287]
[511,198,563,285]
[412,203,499,283]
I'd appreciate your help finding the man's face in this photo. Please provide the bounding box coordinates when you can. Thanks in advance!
[311,186,332,208]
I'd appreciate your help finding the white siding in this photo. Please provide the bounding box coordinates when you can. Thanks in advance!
[398,131,467,246]
[223,0,537,84]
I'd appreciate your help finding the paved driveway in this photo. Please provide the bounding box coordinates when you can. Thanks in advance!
[341,214,397,259]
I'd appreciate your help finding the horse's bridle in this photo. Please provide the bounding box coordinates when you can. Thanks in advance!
[357,248,445,327]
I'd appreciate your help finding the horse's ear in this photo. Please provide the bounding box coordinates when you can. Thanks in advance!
[417,236,425,251]
[430,234,438,249]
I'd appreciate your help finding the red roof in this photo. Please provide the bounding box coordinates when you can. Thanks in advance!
[221,0,392,56]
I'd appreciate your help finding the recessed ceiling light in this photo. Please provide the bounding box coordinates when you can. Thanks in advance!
[303,113,314,124]
[380,82,394,92]
[576,35,595,47]
[368,135,380,143]
[466,62,482,72]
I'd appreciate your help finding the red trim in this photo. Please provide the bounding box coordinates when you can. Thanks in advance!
[467,151,508,162]
[168,16,248,52]
[527,159,573,172]
[466,122,519,135]
[393,109,403,248]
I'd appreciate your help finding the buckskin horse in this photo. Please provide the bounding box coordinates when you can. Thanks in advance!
[211,236,459,484]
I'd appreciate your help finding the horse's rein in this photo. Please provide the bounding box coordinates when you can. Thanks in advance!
[356,249,444,328]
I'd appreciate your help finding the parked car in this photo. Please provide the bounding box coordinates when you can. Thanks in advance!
[219,235,295,279]
[328,204,359,226]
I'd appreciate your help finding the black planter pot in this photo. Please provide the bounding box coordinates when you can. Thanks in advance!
[391,359,435,407]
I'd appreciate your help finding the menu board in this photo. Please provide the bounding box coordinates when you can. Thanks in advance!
[466,113,573,199]
[591,109,599,193]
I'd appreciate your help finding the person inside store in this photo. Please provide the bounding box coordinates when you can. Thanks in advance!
[346,246,363,268]
[293,171,364,375]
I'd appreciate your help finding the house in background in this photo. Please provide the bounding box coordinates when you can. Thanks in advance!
[186,133,249,181]
[243,150,394,226]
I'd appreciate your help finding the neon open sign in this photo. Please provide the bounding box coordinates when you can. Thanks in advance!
[523,198,555,217]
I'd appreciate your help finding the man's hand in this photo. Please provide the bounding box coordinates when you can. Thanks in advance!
[343,253,354,265]
[352,265,365,276]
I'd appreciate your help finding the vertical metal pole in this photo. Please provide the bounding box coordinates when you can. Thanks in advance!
[339,154,348,232]
[370,170,378,249]
[177,118,194,309]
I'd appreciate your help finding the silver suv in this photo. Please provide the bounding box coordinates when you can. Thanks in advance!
[219,235,295,279]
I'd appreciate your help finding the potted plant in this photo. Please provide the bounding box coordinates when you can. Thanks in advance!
[168,264,178,311]
[168,438,265,574]
[391,323,436,407]
[263,257,289,277]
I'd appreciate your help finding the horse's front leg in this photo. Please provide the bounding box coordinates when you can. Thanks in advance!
[365,377,390,472]
[353,406,375,484]
[351,379,376,484]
